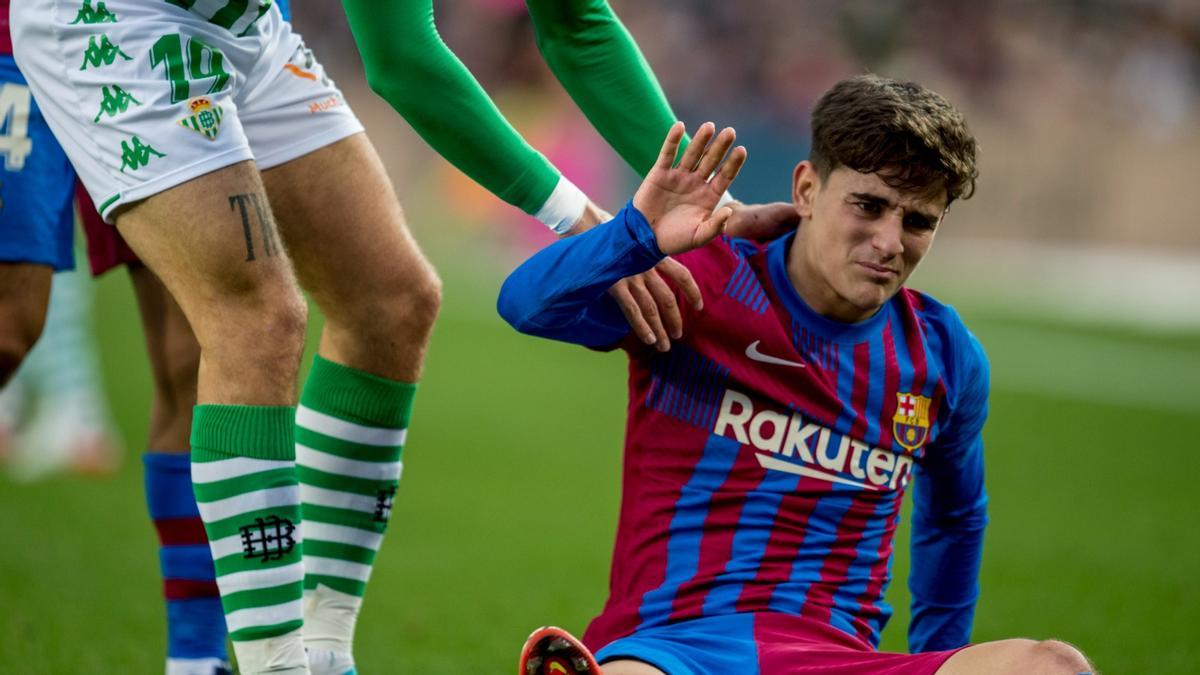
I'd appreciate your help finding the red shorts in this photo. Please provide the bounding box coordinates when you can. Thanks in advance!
[757,613,964,674]
[77,183,140,277]
[594,612,965,675]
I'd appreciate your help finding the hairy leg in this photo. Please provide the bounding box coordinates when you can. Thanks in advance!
[936,638,1095,675]
[115,161,307,406]
[0,262,52,387]
[262,132,440,382]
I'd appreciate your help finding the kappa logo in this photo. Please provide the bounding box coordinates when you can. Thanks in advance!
[70,0,118,24]
[178,97,224,140]
[239,514,297,563]
[93,85,141,122]
[745,340,805,368]
[80,35,131,70]
[118,136,165,173]
[892,392,932,452]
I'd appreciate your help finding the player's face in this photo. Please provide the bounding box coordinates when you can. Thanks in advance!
[790,163,947,323]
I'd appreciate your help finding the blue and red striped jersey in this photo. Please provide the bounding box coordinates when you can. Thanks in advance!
[499,204,989,654]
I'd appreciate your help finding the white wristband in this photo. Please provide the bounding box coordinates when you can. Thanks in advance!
[716,190,736,210]
[535,175,589,235]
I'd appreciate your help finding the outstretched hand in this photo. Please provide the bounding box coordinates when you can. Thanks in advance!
[633,121,747,256]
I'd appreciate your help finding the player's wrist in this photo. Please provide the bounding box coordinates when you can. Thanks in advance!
[534,175,589,235]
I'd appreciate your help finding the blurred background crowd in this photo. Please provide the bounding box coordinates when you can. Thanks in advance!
[293,0,1200,252]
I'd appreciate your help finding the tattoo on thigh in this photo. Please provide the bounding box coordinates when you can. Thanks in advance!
[229,192,281,262]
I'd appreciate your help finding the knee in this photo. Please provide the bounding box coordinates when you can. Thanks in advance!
[259,288,309,359]
[366,261,443,336]
[198,283,308,367]
[1024,639,1092,674]
[399,264,442,330]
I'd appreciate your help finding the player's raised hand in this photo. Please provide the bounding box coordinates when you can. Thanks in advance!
[633,121,747,255]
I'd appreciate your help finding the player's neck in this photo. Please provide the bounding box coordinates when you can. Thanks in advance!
[786,231,876,324]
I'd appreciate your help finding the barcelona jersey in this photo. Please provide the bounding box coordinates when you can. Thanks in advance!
[499,204,990,655]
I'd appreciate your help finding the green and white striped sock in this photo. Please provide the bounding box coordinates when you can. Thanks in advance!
[295,356,414,658]
[190,405,307,674]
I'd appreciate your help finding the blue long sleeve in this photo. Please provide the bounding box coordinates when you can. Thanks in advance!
[497,203,664,347]
[908,325,990,652]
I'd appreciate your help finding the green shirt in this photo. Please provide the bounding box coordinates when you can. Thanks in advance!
[341,0,682,216]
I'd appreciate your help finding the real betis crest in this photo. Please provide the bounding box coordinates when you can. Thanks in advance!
[892,392,932,452]
[178,97,223,140]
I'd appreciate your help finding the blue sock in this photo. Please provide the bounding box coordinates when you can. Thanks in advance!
[144,452,228,661]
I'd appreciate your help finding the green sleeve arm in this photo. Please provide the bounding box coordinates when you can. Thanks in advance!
[341,0,559,215]
[525,0,686,177]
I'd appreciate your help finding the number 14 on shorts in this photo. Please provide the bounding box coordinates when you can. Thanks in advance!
[150,34,230,104]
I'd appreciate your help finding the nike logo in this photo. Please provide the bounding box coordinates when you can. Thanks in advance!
[745,340,805,368]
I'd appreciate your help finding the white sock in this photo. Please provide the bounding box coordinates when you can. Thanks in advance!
[165,656,231,675]
[303,584,362,656]
[232,628,309,674]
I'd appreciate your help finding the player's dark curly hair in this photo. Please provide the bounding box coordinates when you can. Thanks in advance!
[810,74,979,204]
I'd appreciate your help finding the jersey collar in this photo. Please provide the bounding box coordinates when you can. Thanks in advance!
[766,232,891,344]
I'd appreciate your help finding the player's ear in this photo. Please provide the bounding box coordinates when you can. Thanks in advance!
[792,160,819,219]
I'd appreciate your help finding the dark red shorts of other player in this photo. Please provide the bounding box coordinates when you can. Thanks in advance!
[76,183,140,276]
[592,612,965,675]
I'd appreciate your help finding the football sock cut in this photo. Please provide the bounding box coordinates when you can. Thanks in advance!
[190,405,306,674]
[295,355,413,661]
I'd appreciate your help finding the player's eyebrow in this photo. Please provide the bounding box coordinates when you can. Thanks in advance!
[848,191,941,224]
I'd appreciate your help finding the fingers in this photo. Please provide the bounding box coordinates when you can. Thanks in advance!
[677,122,715,171]
[627,276,670,351]
[695,127,736,179]
[709,145,747,196]
[610,278,670,350]
[643,269,683,340]
[694,206,733,248]
[654,121,687,171]
[656,256,703,311]
[611,280,657,346]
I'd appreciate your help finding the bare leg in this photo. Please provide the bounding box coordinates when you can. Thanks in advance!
[0,262,52,387]
[115,161,307,406]
[129,265,199,453]
[262,133,440,382]
[936,638,1095,675]
[600,660,667,675]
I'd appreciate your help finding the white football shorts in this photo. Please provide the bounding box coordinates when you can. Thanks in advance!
[11,0,364,222]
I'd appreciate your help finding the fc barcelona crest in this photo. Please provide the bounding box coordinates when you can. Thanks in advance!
[178,97,224,140]
[892,392,931,452]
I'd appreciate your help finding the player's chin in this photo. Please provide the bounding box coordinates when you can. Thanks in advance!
[846,282,895,315]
